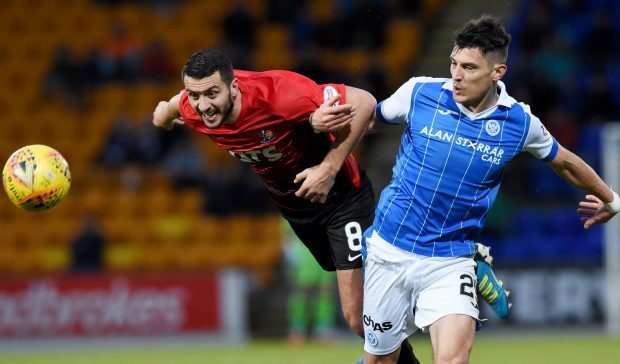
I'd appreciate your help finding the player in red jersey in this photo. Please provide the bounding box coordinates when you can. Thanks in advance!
[153,49,420,364]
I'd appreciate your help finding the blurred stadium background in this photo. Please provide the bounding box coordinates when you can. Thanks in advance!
[1,0,619,362]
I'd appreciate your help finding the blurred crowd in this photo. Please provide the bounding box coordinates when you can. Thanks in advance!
[35,0,619,267]
[506,0,619,176]
[41,0,428,108]
[52,0,430,221]
[41,22,175,108]
[480,0,619,265]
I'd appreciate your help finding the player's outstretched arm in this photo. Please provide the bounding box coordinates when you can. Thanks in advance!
[294,86,376,203]
[548,145,619,229]
[153,93,184,131]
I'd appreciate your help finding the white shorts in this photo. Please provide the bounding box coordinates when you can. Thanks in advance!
[362,231,479,355]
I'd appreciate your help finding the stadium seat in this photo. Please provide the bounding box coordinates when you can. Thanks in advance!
[0,0,457,280]
[104,241,142,271]
[254,25,295,70]
[382,20,422,85]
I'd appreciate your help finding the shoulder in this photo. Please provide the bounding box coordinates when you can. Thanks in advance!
[393,76,450,99]
[407,76,448,89]
[235,69,313,86]
[512,101,534,116]
[496,81,532,116]
[416,76,450,89]
[378,77,447,123]
[237,70,320,118]
[504,100,540,130]
[237,69,318,101]
[416,76,449,85]
[400,76,451,104]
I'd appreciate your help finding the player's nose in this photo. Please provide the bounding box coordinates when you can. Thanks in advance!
[197,97,211,113]
[452,68,463,81]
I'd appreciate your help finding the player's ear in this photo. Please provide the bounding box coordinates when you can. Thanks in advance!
[492,64,507,81]
[230,78,239,97]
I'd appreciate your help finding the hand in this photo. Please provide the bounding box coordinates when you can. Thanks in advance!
[153,101,185,130]
[578,194,616,229]
[310,94,356,133]
[293,164,337,204]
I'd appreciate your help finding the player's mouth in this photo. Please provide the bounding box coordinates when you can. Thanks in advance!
[201,108,222,128]
[453,84,463,95]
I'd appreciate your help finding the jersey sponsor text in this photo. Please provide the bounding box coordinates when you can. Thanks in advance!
[420,125,505,165]
[228,145,283,162]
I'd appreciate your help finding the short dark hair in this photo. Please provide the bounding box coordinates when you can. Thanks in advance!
[453,15,511,63]
[182,49,235,85]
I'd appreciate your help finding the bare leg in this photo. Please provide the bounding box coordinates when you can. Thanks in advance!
[429,314,475,364]
[341,268,420,364]
[364,349,400,364]
[336,268,364,337]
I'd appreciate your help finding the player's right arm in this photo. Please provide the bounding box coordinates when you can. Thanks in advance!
[523,113,618,229]
[311,77,418,133]
[153,93,185,130]
[308,94,357,133]
[294,86,376,203]
[547,145,618,229]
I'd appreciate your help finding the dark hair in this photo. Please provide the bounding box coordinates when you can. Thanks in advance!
[182,49,235,85]
[453,15,511,63]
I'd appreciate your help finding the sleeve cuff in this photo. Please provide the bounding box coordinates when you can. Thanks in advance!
[542,139,559,162]
[375,103,387,124]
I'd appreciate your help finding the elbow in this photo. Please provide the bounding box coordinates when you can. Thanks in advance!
[360,91,377,126]
[364,90,377,111]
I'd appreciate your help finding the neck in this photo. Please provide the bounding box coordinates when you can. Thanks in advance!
[466,83,499,113]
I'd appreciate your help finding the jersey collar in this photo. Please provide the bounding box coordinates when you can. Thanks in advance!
[442,80,515,119]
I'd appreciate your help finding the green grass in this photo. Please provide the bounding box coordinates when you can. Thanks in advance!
[2,335,620,363]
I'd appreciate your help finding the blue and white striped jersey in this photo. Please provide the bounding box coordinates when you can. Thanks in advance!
[373,77,558,257]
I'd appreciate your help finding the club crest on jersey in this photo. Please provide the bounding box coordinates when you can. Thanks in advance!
[323,86,340,105]
[540,124,549,137]
[260,129,276,144]
[485,120,501,136]
[366,331,379,347]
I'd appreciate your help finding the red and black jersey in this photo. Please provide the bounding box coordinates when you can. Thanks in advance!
[178,69,362,214]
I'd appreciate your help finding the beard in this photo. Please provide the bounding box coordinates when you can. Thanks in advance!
[201,93,234,129]
[220,94,234,123]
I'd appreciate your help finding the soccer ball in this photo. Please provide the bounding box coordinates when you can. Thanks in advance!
[2,144,71,211]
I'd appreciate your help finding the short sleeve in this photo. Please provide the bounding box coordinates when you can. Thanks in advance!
[316,84,347,105]
[523,114,558,161]
[376,77,418,125]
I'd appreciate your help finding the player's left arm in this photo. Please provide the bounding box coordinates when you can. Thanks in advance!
[153,93,185,130]
[309,93,358,133]
[547,145,619,228]
[294,86,376,203]
[311,77,418,134]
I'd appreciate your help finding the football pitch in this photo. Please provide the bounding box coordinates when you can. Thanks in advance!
[1,334,620,364]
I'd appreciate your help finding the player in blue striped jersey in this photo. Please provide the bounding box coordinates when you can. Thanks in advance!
[317,15,619,364]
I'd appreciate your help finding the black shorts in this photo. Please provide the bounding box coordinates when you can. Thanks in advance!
[281,175,375,271]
